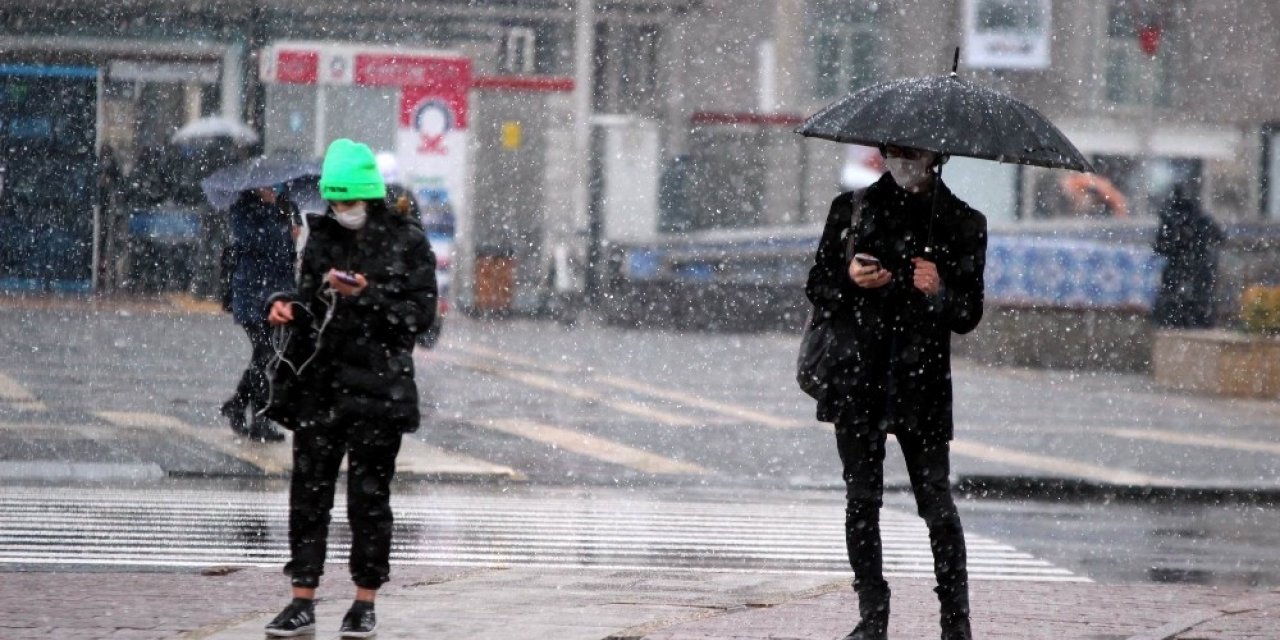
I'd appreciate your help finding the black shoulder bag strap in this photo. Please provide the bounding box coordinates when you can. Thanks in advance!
[841,188,868,263]
[797,189,867,402]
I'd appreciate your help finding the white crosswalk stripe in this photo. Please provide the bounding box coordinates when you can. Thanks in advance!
[0,487,1087,582]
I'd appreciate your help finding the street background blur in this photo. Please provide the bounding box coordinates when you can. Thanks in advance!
[3,1,1280,638]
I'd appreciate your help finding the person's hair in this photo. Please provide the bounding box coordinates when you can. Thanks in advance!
[395,194,413,216]
[366,197,391,217]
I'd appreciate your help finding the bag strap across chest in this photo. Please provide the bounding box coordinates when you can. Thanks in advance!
[839,189,868,264]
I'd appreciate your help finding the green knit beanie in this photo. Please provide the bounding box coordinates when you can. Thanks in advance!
[319,138,386,201]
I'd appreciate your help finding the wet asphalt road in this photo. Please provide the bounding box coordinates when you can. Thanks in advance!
[1,304,1278,587]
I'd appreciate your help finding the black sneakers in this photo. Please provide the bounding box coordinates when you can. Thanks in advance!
[265,598,316,637]
[339,602,377,638]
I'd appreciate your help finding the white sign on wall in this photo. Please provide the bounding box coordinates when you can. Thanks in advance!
[963,0,1052,70]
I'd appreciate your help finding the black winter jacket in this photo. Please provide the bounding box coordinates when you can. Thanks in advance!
[271,203,437,432]
[804,174,986,440]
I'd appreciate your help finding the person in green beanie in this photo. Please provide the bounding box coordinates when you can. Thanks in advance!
[262,138,438,638]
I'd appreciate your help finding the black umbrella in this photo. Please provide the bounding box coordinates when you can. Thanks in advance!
[796,55,1092,172]
[201,155,322,211]
[798,50,1092,252]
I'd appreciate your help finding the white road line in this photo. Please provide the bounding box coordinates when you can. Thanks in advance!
[950,439,1176,486]
[0,372,38,401]
[440,343,811,430]
[91,410,522,480]
[479,418,709,475]
[428,352,704,427]
[1105,427,1280,457]
[0,538,1053,564]
[0,372,47,412]
[446,343,578,374]
[0,533,1041,562]
[94,410,288,475]
[0,555,1089,581]
[593,374,812,429]
[0,487,1087,582]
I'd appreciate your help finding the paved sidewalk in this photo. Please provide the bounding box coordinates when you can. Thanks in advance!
[2,566,1277,639]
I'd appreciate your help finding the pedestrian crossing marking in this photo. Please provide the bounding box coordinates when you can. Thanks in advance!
[439,344,814,430]
[0,372,47,412]
[93,411,523,481]
[479,418,709,475]
[0,488,1089,582]
[448,343,577,374]
[427,351,704,427]
[1105,427,1280,457]
[950,439,1176,486]
[95,410,288,475]
[593,374,812,430]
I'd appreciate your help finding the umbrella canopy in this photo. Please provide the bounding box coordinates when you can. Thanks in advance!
[172,116,259,146]
[201,155,321,211]
[796,74,1093,173]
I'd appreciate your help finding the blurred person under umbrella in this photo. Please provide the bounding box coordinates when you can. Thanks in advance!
[220,185,295,443]
[262,139,437,638]
[797,51,1091,640]
[1152,185,1224,328]
[201,155,321,212]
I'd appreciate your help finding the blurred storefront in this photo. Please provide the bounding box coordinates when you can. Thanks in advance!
[0,24,243,292]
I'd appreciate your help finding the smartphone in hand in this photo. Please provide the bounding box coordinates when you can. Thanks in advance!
[332,270,360,286]
[853,253,882,269]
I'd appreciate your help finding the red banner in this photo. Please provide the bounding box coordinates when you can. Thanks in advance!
[355,54,470,89]
[274,50,319,84]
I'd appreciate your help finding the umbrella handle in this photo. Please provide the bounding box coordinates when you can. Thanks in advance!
[925,162,943,256]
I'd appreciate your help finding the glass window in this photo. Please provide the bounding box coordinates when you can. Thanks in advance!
[1104,1,1175,107]
[593,23,661,115]
[808,1,878,99]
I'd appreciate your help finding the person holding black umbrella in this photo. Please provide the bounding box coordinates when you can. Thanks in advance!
[805,146,986,640]
[797,53,1094,640]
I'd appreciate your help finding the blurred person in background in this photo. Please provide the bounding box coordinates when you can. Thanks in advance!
[1152,185,1223,328]
[220,185,295,443]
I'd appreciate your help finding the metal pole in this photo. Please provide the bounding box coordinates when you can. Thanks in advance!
[572,0,595,299]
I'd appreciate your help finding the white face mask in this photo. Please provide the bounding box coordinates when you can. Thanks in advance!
[885,156,934,191]
[333,203,368,230]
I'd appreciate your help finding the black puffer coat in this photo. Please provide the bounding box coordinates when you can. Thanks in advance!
[271,201,437,432]
[804,174,986,441]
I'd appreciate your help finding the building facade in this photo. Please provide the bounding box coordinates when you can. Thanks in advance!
[0,0,1276,304]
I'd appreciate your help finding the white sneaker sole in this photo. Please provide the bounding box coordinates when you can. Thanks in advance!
[265,624,315,637]
[340,628,377,639]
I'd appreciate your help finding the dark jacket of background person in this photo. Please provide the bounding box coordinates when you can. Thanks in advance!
[229,191,295,327]
[273,201,437,432]
[804,174,987,440]
[1152,191,1224,328]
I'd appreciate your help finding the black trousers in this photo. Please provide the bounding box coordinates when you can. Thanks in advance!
[835,421,969,614]
[233,322,274,409]
[285,417,404,589]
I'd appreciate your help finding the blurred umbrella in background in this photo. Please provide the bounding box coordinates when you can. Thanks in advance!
[201,155,321,211]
